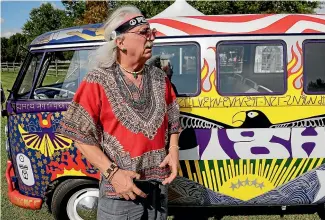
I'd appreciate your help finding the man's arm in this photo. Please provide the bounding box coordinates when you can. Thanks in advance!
[75,141,112,174]
[75,141,147,200]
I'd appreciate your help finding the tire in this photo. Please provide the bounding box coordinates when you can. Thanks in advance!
[51,179,99,220]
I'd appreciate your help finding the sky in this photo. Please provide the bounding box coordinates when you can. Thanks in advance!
[1,0,325,38]
[1,1,65,38]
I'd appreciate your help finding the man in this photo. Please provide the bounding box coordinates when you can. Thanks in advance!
[56,5,181,220]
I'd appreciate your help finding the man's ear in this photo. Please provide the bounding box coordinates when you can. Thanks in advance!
[115,36,125,50]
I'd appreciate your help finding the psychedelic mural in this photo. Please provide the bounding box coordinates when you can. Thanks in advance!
[8,110,100,198]
[168,39,325,206]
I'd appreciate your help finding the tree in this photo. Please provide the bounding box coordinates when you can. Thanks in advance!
[114,1,321,18]
[115,1,173,18]
[74,1,110,25]
[1,33,28,62]
[61,0,86,26]
[1,37,9,62]
[22,3,68,43]
[190,1,320,14]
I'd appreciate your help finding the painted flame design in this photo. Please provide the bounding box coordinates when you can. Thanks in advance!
[287,41,303,91]
[201,59,216,93]
[46,150,100,181]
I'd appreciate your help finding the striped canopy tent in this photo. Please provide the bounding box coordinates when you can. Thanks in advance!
[151,0,204,18]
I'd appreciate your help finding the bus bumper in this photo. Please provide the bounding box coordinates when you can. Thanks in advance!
[6,160,42,210]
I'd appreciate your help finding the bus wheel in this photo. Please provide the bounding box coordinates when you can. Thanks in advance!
[51,179,99,220]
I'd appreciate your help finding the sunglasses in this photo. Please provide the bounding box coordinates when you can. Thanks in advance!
[127,28,157,39]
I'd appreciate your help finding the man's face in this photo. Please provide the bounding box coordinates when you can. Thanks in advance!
[122,24,156,62]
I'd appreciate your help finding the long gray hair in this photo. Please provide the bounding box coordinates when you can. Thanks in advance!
[88,5,142,70]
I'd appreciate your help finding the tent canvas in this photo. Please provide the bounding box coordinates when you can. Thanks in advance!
[151,0,204,18]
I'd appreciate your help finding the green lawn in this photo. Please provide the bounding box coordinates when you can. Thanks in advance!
[0,70,322,220]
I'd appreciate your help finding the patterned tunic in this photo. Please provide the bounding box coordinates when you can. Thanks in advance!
[56,62,181,197]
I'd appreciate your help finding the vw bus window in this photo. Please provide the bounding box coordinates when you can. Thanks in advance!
[33,49,94,100]
[17,53,43,98]
[304,41,325,93]
[217,41,286,95]
[150,43,200,96]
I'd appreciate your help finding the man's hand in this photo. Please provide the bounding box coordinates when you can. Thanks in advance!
[159,146,179,185]
[110,169,147,200]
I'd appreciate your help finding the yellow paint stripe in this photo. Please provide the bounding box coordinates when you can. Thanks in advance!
[235,164,239,177]
[307,158,318,172]
[211,169,217,191]
[291,158,306,180]
[193,173,198,182]
[202,171,208,188]
[244,164,247,175]
[239,159,243,175]
[250,163,254,174]
[230,160,236,177]
[284,166,297,183]
[255,159,260,175]
[277,158,297,186]
[275,167,287,187]
[223,160,229,181]
[204,161,214,190]
[271,159,287,184]
[270,165,279,182]
[213,160,221,189]
[220,168,225,184]
[261,159,266,177]
[194,161,203,185]
[316,158,324,168]
[247,159,250,174]
[228,165,233,179]
[264,164,270,178]
[267,159,277,180]
[299,158,311,176]
[185,161,193,181]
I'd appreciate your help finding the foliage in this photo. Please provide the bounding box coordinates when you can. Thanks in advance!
[188,1,321,15]
[1,33,28,62]
[61,0,86,26]
[114,0,173,18]
[74,1,110,25]
[22,3,68,44]
[114,0,321,18]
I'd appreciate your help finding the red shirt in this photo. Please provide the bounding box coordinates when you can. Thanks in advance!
[57,62,180,197]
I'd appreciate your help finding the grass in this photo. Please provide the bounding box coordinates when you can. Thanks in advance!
[0,70,322,220]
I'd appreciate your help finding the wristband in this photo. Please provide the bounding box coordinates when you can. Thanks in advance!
[103,162,118,179]
[169,145,180,150]
[108,167,119,182]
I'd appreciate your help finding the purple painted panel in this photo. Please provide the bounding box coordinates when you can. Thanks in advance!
[7,100,71,114]
[189,127,325,160]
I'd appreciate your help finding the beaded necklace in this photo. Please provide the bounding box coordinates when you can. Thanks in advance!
[118,64,144,79]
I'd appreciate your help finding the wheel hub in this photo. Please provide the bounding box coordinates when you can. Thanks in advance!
[67,188,99,220]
